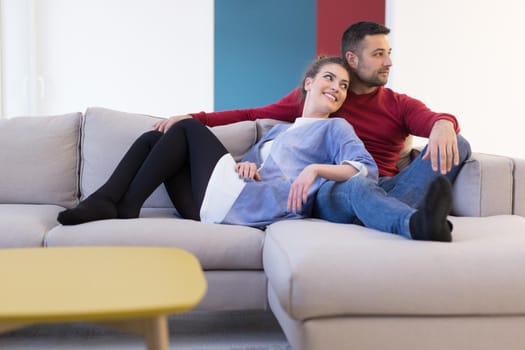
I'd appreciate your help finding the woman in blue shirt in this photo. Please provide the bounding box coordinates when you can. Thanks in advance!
[58,56,375,227]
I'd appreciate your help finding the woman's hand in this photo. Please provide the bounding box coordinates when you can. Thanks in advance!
[153,115,193,133]
[287,165,318,214]
[235,162,261,181]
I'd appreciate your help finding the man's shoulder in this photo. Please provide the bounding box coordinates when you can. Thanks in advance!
[378,86,419,102]
[345,86,409,104]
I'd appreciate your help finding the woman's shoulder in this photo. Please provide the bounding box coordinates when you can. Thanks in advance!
[322,118,358,139]
[327,117,355,129]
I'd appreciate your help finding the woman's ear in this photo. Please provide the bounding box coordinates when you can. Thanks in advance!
[345,51,358,69]
[304,77,313,92]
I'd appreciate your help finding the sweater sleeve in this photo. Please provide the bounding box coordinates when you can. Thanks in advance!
[190,89,305,127]
[399,93,460,137]
[333,119,379,182]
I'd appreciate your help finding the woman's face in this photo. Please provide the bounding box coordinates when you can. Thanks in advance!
[304,63,349,115]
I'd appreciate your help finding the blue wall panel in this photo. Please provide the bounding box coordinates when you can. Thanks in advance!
[214,0,316,111]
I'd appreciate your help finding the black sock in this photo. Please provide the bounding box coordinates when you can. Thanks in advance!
[409,175,453,242]
[57,195,118,225]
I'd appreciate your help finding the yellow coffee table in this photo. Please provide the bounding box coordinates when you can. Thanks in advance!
[0,246,207,350]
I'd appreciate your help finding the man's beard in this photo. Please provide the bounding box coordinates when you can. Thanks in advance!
[356,74,388,88]
[368,70,389,86]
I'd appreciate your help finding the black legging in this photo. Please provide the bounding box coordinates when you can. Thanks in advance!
[95,118,228,220]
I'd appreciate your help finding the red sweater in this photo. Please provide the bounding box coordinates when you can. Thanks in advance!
[191,87,459,177]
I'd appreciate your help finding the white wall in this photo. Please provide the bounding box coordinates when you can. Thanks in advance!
[1,0,213,117]
[0,0,35,116]
[386,0,525,159]
[2,0,523,159]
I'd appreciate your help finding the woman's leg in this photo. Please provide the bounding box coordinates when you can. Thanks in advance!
[117,119,228,219]
[58,119,228,225]
[163,164,200,220]
[57,130,164,225]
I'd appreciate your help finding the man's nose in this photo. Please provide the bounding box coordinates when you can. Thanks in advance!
[384,56,393,67]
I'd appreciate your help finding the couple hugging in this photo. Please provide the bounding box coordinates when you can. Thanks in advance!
[58,22,471,243]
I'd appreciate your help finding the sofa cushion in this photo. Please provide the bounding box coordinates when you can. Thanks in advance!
[264,215,525,321]
[80,107,257,208]
[0,113,81,208]
[44,209,265,270]
[255,118,290,140]
[0,204,63,248]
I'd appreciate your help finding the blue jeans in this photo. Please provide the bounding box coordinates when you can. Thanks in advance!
[313,135,472,239]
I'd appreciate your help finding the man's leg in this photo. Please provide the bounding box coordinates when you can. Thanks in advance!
[313,176,413,238]
[409,175,453,242]
[314,175,454,241]
[381,134,471,208]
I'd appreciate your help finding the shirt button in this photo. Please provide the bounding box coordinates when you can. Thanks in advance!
[280,175,286,180]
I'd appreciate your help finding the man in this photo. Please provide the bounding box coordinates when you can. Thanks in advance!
[155,21,471,241]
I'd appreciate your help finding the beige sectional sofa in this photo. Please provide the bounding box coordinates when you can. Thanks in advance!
[1,107,525,349]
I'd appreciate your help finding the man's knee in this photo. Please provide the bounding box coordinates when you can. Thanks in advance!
[318,176,369,199]
[456,134,472,162]
[313,176,371,223]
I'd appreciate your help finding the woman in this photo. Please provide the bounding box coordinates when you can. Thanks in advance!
[57,56,377,227]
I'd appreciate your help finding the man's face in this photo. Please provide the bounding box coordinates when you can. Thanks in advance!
[351,34,392,87]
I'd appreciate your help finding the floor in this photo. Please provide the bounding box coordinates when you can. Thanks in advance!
[0,310,292,350]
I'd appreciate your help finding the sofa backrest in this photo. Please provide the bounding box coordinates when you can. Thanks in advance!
[0,113,82,208]
[80,107,257,208]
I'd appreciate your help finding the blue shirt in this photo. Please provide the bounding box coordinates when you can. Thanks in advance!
[221,118,378,228]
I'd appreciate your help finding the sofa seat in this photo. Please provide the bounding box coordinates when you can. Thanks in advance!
[45,208,264,270]
[263,215,525,348]
[0,204,64,248]
[44,208,269,311]
[264,215,525,320]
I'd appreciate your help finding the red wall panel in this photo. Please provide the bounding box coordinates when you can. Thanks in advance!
[317,0,385,56]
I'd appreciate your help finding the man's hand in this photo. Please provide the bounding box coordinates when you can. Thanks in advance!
[287,165,317,214]
[422,119,459,174]
[153,115,193,133]
[235,162,261,181]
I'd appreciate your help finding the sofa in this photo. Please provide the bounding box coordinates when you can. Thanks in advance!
[1,106,525,350]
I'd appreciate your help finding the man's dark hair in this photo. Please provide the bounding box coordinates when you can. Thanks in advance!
[341,21,390,57]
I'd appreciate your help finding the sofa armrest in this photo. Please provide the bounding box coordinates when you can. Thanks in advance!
[452,152,514,217]
[513,157,525,217]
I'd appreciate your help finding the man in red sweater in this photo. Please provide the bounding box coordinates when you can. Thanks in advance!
[155,21,471,241]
